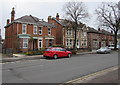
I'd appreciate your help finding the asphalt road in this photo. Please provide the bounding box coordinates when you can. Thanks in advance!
[2,51,118,83]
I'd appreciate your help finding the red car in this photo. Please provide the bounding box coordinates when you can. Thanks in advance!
[43,47,72,59]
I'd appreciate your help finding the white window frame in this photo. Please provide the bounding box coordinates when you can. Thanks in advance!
[66,29,72,35]
[48,28,51,35]
[22,24,27,34]
[70,39,72,46]
[34,26,37,34]
[66,39,69,46]
[39,27,42,35]
[38,39,43,48]
[23,38,28,48]
[84,32,86,37]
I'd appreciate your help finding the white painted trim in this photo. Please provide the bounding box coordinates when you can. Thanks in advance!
[22,24,27,34]
[38,38,43,48]
[23,38,28,48]
[33,25,38,34]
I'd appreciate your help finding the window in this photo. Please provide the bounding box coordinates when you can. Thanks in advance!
[34,26,37,34]
[84,32,86,37]
[39,27,42,35]
[70,39,72,45]
[77,40,79,45]
[23,38,28,48]
[66,29,72,35]
[48,28,51,35]
[66,39,69,46]
[38,39,42,48]
[22,24,27,34]
[69,29,72,35]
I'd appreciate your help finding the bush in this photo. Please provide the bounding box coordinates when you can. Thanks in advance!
[26,49,45,56]
[26,51,34,56]
[52,45,64,48]
[71,50,77,55]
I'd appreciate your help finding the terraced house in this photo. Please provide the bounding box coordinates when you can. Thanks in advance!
[5,8,57,52]
[87,27,114,50]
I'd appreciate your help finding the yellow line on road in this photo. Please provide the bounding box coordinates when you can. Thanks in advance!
[60,65,119,85]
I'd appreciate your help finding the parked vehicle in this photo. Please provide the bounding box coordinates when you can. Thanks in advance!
[96,47,111,54]
[108,44,120,49]
[43,47,72,59]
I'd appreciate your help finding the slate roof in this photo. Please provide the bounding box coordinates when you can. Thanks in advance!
[87,27,114,35]
[5,15,55,28]
[87,27,99,33]
[99,29,113,35]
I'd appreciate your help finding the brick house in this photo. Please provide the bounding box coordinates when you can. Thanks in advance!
[87,27,114,50]
[47,13,63,46]
[4,8,57,52]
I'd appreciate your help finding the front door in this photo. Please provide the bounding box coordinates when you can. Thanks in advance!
[33,39,37,51]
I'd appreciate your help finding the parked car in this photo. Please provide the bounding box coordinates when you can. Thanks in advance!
[108,44,120,49]
[43,47,72,59]
[96,47,111,54]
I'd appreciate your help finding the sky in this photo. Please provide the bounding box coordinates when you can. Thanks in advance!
[0,0,120,39]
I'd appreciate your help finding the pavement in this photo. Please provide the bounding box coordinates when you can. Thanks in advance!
[63,66,119,84]
[1,50,119,84]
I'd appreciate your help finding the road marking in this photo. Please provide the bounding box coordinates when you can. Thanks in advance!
[60,66,119,85]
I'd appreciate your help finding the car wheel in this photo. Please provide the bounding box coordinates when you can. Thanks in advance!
[104,51,107,54]
[53,54,58,59]
[68,54,71,58]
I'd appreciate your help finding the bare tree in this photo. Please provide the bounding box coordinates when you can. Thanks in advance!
[63,1,89,49]
[96,2,120,50]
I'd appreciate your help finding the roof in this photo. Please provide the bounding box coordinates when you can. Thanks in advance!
[52,17,64,26]
[87,27,99,33]
[99,29,113,35]
[5,15,55,28]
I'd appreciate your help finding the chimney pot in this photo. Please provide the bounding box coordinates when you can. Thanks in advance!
[7,19,10,24]
[56,13,59,21]
[11,7,15,22]
[98,28,100,31]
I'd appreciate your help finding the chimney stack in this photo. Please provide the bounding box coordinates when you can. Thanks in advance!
[56,13,59,21]
[11,7,15,22]
[111,30,113,34]
[48,16,52,23]
[98,28,100,31]
[7,19,10,24]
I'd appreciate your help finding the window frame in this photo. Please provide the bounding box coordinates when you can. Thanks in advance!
[23,38,28,48]
[48,28,51,35]
[38,39,42,48]
[39,27,42,35]
[22,24,27,34]
[34,26,38,34]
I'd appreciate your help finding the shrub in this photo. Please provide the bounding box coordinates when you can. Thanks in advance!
[26,51,34,56]
[52,45,64,48]
[71,50,77,55]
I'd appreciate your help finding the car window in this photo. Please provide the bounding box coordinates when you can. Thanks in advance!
[52,48,61,51]
[45,49,51,51]
[61,48,66,51]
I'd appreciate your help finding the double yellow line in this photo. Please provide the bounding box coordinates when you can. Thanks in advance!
[60,66,119,85]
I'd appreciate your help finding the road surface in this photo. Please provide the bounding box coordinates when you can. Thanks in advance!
[2,51,118,83]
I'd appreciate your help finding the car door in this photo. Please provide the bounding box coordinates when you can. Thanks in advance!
[61,48,68,57]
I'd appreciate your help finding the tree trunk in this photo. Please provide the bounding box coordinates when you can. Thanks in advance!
[73,28,77,50]
[114,31,118,50]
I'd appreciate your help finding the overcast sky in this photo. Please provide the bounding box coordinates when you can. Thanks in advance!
[0,0,119,39]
